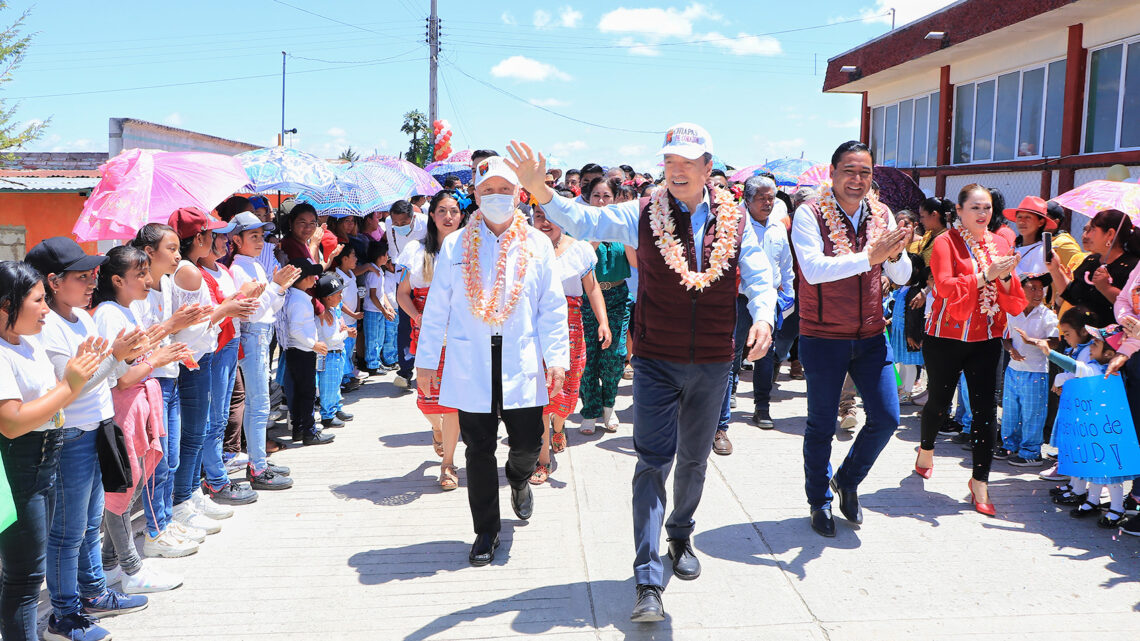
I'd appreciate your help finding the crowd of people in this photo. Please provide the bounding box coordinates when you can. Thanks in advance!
[2,122,1140,636]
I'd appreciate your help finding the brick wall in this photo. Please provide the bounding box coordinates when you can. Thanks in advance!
[0,152,107,171]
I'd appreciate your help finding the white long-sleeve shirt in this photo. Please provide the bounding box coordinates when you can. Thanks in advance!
[317,309,348,352]
[280,288,318,351]
[230,254,288,326]
[791,200,912,286]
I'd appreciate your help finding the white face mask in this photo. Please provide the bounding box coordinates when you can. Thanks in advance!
[479,193,516,224]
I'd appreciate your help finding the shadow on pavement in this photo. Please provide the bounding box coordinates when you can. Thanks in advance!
[349,523,521,585]
[695,518,862,581]
[379,430,434,449]
[330,460,443,506]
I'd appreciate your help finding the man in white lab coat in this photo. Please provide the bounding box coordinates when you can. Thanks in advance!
[416,156,570,567]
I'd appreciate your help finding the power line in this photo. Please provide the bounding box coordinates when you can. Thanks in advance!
[288,47,424,65]
[269,0,400,38]
[438,66,471,149]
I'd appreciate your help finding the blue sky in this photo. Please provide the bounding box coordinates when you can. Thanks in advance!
[9,0,955,173]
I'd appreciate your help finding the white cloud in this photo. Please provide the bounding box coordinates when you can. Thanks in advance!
[163,112,183,126]
[46,137,97,153]
[528,98,568,107]
[533,9,551,28]
[551,140,588,158]
[705,32,782,56]
[326,127,347,137]
[598,3,719,38]
[490,56,571,82]
[752,137,806,160]
[618,37,661,56]
[619,144,647,157]
[559,6,583,28]
[856,0,957,27]
[500,11,516,25]
[827,118,860,129]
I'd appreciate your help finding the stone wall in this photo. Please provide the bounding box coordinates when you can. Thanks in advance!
[0,152,107,171]
[0,224,25,260]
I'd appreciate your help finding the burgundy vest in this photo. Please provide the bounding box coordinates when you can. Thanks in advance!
[634,187,747,363]
[795,198,888,340]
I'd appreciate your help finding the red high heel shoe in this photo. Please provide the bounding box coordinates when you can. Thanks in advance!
[914,454,932,479]
[968,479,996,517]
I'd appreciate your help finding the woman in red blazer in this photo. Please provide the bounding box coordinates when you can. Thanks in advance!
[915,184,1027,515]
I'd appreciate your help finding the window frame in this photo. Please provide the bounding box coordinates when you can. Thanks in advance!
[1081,35,1140,154]
[868,90,940,168]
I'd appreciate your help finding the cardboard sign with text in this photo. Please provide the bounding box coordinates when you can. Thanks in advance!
[1055,376,1140,478]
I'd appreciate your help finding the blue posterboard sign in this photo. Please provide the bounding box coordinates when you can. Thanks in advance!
[1055,376,1140,478]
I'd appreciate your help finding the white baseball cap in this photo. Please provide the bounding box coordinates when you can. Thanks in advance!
[474,156,520,187]
[657,122,713,160]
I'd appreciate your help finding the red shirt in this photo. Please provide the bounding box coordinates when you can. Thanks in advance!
[926,229,1027,342]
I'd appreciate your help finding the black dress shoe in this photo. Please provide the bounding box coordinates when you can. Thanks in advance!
[303,430,335,446]
[830,477,863,524]
[335,411,354,421]
[666,538,701,580]
[630,584,665,622]
[468,533,500,566]
[811,508,836,537]
[321,417,345,428]
[752,409,774,430]
[511,483,533,520]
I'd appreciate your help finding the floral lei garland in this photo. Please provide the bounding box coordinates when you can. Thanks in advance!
[462,210,531,326]
[953,220,1001,316]
[817,184,886,255]
[648,186,742,291]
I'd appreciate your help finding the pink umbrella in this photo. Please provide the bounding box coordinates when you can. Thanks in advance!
[729,164,766,183]
[360,155,443,197]
[797,164,831,187]
[74,149,248,241]
[445,149,473,164]
[1053,180,1140,222]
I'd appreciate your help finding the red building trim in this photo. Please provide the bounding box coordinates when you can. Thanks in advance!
[936,65,953,167]
[1058,23,1088,194]
[859,92,870,144]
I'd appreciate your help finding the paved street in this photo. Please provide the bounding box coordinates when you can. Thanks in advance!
[100,369,1140,641]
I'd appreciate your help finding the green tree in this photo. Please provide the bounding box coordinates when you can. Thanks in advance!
[337,146,360,163]
[400,109,431,167]
[0,4,46,152]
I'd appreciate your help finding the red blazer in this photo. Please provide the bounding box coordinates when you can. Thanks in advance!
[925,228,1027,342]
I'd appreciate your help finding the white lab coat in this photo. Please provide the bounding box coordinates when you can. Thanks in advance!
[417,218,569,413]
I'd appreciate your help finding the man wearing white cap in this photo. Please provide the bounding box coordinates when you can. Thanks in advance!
[507,124,776,623]
[416,156,570,567]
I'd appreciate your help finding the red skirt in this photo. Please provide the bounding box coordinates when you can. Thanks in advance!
[544,296,586,419]
[411,286,457,414]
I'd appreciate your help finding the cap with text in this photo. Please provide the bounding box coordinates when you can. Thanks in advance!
[657,123,713,160]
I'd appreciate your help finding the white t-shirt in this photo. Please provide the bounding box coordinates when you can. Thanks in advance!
[132,276,178,379]
[364,270,395,313]
[381,271,400,309]
[336,268,360,325]
[39,309,113,428]
[555,240,598,297]
[0,334,60,432]
[95,302,145,387]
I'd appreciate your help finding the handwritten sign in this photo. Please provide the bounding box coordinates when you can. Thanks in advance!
[1055,376,1140,479]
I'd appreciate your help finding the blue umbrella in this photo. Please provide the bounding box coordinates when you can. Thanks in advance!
[426,161,472,184]
[298,163,415,217]
[237,146,336,193]
[761,157,819,186]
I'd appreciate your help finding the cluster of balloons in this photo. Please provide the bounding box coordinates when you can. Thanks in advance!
[433,119,453,162]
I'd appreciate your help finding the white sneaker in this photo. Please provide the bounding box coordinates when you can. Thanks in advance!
[172,501,221,535]
[192,487,234,520]
[224,453,249,474]
[142,529,198,558]
[121,563,183,594]
[1039,463,1068,481]
[168,519,207,544]
[104,565,122,587]
[393,375,410,389]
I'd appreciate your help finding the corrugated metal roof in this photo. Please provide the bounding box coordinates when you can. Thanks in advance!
[0,176,99,192]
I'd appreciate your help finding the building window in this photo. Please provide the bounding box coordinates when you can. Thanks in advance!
[953,59,1066,164]
[869,91,939,168]
[1083,38,1140,153]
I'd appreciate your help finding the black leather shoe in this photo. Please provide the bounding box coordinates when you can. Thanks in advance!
[752,409,774,430]
[830,477,863,524]
[303,430,335,446]
[630,584,665,622]
[335,411,354,421]
[321,417,345,428]
[666,538,701,580]
[468,533,500,566]
[511,483,533,520]
[811,508,836,537]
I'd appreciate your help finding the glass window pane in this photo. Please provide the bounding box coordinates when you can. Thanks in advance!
[1120,43,1140,148]
[954,84,974,164]
[993,72,1020,160]
[929,91,940,164]
[1086,44,1123,153]
[913,96,929,166]
[1043,60,1066,156]
[973,79,996,160]
[871,106,885,162]
[884,104,898,167]
[898,99,914,167]
[1017,67,1045,157]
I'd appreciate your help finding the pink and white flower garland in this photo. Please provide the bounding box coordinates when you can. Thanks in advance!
[817,184,885,255]
[463,210,531,326]
[648,186,742,291]
[954,220,1001,317]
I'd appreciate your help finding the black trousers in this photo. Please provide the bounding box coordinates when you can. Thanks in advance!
[458,336,543,535]
[285,348,317,438]
[920,336,1002,482]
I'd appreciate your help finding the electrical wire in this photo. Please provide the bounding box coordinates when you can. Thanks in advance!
[288,46,424,65]
[438,65,471,149]
[270,0,404,38]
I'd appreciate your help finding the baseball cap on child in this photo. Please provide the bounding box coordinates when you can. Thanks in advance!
[1085,325,1124,351]
[657,123,713,160]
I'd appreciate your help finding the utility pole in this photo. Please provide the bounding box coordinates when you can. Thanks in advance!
[427,0,440,156]
[280,51,286,146]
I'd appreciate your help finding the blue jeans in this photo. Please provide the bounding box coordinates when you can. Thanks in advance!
[774,309,799,363]
[240,323,272,475]
[799,334,900,510]
[631,355,731,587]
[176,351,214,505]
[46,427,105,617]
[954,373,972,431]
[1001,369,1048,458]
[318,349,346,420]
[341,332,357,385]
[721,297,754,430]
[204,339,239,490]
[145,377,180,537]
[0,430,63,641]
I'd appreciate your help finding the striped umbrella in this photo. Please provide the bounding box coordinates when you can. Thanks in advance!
[361,156,442,197]
[297,162,415,217]
[762,157,819,186]
[729,164,766,183]
[237,146,336,193]
[796,164,831,187]
[425,161,472,184]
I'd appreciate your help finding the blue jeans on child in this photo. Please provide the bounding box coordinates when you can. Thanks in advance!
[145,377,180,537]
[364,310,398,369]
[204,338,239,490]
[175,351,214,506]
[240,322,272,475]
[1001,368,1047,458]
[46,427,105,617]
[318,349,347,420]
[341,331,357,386]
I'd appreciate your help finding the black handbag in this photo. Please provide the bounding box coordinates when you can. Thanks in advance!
[95,418,132,493]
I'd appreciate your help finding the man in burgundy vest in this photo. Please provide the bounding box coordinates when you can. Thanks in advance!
[790,141,912,538]
[507,125,776,624]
